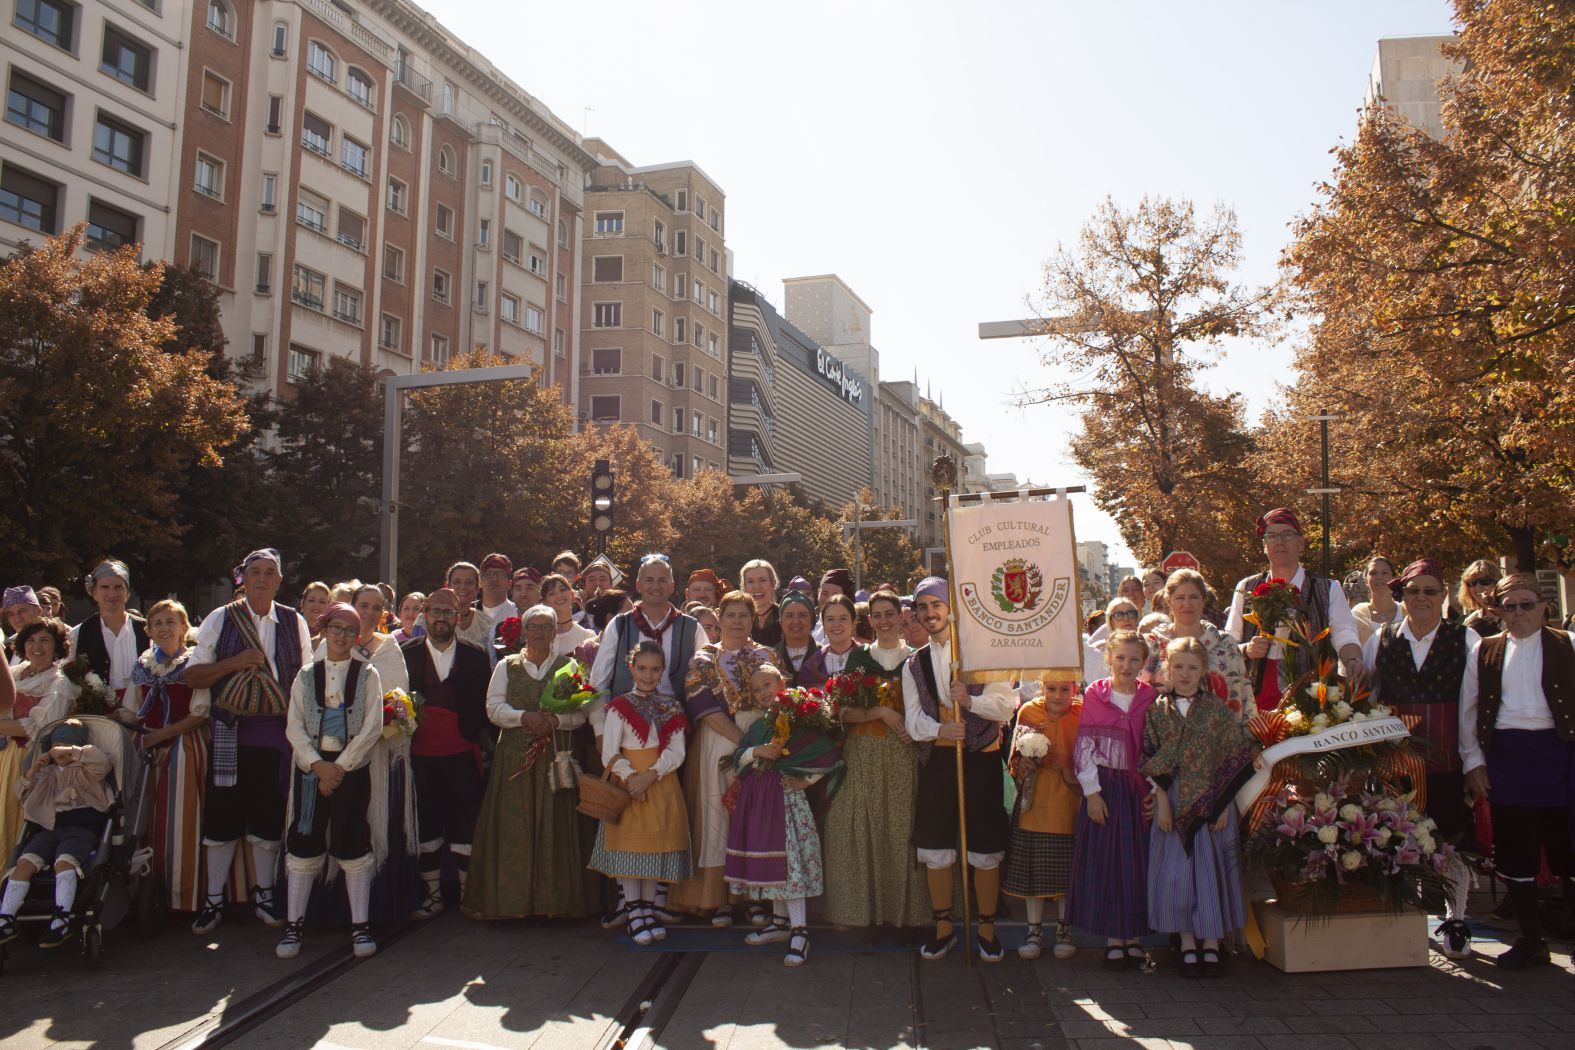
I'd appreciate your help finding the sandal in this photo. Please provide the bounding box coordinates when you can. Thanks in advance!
[1103,946,1127,971]
[192,893,225,935]
[0,915,16,945]
[1053,921,1077,960]
[784,926,809,967]
[710,907,733,928]
[747,902,771,926]
[1125,943,1148,971]
[629,902,657,946]
[920,909,956,961]
[744,917,790,946]
[1018,922,1044,961]
[1179,948,1201,978]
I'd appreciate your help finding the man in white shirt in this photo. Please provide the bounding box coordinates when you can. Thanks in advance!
[1458,573,1575,971]
[67,560,147,696]
[477,553,519,628]
[900,576,1019,964]
[589,556,699,736]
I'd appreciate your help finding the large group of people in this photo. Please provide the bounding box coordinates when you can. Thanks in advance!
[0,506,1570,975]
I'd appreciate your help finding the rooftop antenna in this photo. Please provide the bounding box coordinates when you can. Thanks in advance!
[582,107,595,135]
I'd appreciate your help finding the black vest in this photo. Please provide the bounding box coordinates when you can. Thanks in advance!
[1374,620,1469,707]
[401,637,491,745]
[74,612,149,681]
[1475,627,1575,752]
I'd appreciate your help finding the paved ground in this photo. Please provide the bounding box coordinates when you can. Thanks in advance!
[0,902,1569,1049]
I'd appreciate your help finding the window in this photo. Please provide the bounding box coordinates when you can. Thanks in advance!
[432,268,450,305]
[85,199,137,251]
[301,111,331,156]
[190,234,219,281]
[92,114,145,177]
[386,176,406,214]
[651,353,665,381]
[340,137,369,179]
[708,419,718,443]
[675,188,687,212]
[708,290,719,314]
[260,172,277,212]
[430,333,449,365]
[272,22,287,55]
[18,0,73,49]
[708,334,719,358]
[695,236,705,261]
[671,454,684,479]
[653,219,666,251]
[502,228,522,264]
[479,159,492,187]
[474,281,488,309]
[437,145,455,176]
[673,407,684,434]
[710,374,720,399]
[251,334,266,362]
[694,194,705,217]
[5,71,65,142]
[672,362,684,388]
[592,256,622,283]
[295,189,327,232]
[528,191,547,219]
[593,211,623,235]
[693,280,705,306]
[591,348,620,374]
[692,455,702,476]
[100,27,151,92]
[346,68,373,109]
[0,165,58,232]
[524,305,543,334]
[200,70,228,117]
[288,345,320,383]
[383,244,404,282]
[709,206,719,231]
[651,309,664,337]
[555,273,567,301]
[526,248,545,276]
[675,229,686,256]
[693,366,704,392]
[266,94,282,134]
[206,0,233,38]
[592,302,621,328]
[332,285,361,324]
[379,314,401,352]
[391,114,409,149]
[692,414,702,437]
[478,218,490,248]
[292,265,325,309]
[674,317,686,344]
[650,400,663,426]
[652,264,666,292]
[193,152,223,198]
[255,251,271,292]
[675,274,687,299]
[709,249,719,274]
[589,396,620,422]
[558,219,567,246]
[505,173,521,201]
[501,292,519,324]
[434,203,453,238]
[440,79,454,114]
[554,328,566,357]
[337,209,365,250]
[307,41,336,83]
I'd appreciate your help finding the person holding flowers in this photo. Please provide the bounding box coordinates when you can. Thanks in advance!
[901,576,1019,963]
[1069,629,1157,971]
[123,600,210,914]
[1361,557,1479,959]
[1003,673,1082,962]
[465,604,594,920]
[589,640,690,946]
[724,665,845,966]
[402,587,493,918]
[821,589,928,929]
[1226,507,1364,710]
[1141,638,1260,978]
[278,602,386,960]
[1459,573,1575,970]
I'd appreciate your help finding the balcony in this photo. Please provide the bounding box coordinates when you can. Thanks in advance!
[291,290,324,311]
[394,60,432,106]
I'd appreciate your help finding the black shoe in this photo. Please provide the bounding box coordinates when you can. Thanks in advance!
[192,893,225,934]
[1496,937,1552,970]
[1179,948,1201,978]
[1125,943,1149,971]
[1201,948,1225,978]
[37,911,72,949]
[599,903,629,930]
[1102,946,1127,971]
[0,915,16,945]
[920,932,957,960]
[977,931,1005,963]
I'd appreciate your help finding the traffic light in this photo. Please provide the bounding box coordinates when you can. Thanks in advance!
[590,458,614,552]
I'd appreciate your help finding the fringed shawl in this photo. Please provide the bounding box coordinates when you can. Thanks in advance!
[1140,690,1260,853]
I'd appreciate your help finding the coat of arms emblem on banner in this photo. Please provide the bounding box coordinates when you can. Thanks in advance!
[991,558,1043,612]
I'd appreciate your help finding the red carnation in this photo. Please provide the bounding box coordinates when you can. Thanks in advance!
[862,674,878,688]
[499,616,523,649]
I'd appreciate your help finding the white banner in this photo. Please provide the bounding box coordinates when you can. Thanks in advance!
[947,494,1082,683]
[1233,716,1412,814]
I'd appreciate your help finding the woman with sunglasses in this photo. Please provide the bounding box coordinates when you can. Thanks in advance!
[1458,560,1504,639]
[1085,598,1141,685]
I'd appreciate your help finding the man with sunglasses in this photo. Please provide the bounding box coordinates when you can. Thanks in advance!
[1361,558,1479,959]
[1459,573,1575,970]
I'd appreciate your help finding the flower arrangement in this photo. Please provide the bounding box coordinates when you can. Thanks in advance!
[496,616,523,655]
[381,688,421,739]
[541,659,599,714]
[824,671,900,713]
[1239,578,1303,645]
[1245,775,1458,915]
[722,686,842,773]
[1012,727,1050,809]
[60,654,117,717]
[1275,656,1394,737]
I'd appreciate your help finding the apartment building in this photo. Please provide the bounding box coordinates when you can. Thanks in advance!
[1364,35,1460,140]
[917,394,970,555]
[875,379,922,522]
[4,0,595,403]
[577,140,729,478]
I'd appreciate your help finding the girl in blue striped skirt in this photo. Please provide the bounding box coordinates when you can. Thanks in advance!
[1140,638,1260,979]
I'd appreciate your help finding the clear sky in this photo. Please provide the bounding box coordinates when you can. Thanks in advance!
[436,0,1456,568]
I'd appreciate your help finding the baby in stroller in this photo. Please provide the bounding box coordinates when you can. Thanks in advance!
[0,720,113,946]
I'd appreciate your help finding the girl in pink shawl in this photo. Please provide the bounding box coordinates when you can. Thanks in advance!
[1067,629,1157,971]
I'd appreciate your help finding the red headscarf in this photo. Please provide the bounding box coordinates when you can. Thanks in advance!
[1389,559,1444,600]
[1254,508,1302,538]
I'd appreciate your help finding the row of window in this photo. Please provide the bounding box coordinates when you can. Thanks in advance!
[589,300,721,357]
[585,394,722,444]
[597,212,722,275]
[0,162,138,249]
[17,0,159,94]
[297,108,372,180]
[304,41,376,111]
[586,348,723,401]
[671,187,721,234]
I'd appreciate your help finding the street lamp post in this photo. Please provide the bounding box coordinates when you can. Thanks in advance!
[1307,412,1342,579]
[839,491,917,591]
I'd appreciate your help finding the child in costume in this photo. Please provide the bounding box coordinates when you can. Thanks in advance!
[1003,674,1082,961]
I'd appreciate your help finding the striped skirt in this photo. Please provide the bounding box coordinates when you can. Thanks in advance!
[144,730,209,912]
[1068,767,1148,939]
[1146,781,1245,940]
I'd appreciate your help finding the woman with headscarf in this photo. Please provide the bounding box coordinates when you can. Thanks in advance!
[2,587,43,665]
[773,591,820,687]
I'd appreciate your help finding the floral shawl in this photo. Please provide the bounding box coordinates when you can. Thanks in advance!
[1140,689,1260,853]
[1140,620,1252,720]
[684,641,772,723]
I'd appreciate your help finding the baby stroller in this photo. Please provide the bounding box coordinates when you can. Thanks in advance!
[0,714,152,971]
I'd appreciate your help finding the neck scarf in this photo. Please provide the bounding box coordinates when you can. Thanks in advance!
[610,688,687,750]
[129,646,191,726]
[633,604,674,644]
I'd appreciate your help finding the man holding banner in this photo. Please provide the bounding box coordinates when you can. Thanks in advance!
[901,576,1018,963]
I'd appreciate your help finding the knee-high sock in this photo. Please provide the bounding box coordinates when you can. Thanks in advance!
[973,865,1001,937]
[52,868,78,917]
[0,879,28,916]
[926,867,954,939]
[1444,853,1471,921]
[786,897,807,928]
[640,880,661,912]
[251,840,279,891]
[204,839,238,899]
[1508,879,1541,942]
[620,878,644,911]
[1024,897,1045,925]
[343,860,373,925]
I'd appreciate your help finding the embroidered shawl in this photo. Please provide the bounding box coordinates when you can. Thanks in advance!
[1140,689,1260,852]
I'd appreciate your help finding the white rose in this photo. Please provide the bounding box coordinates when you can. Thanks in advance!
[1332,700,1352,719]
[1417,834,1436,854]
[1317,825,1340,845]
[1285,708,1304,725]
[1418,817,1437,833]
[1376,798,1399,813]
[1312,713,1331,729]
[1340,851,1363,871]
[1283,804,1306,820]
[1314,793,1337,812]
[1339,803,1362,822]
[1351,711,1369,722]
[1376,827,1392,846]
[1325,685,1344,705]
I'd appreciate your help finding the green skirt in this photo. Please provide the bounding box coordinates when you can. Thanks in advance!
[822,730,930,927]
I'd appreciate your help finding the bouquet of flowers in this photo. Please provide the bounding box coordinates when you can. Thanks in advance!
[1275,656,1394,737]
[1012,727,1051,810]
[1245,775,1458,916]
[511,659,600,785]
[495,616,524,655]
[722,686,843,778]
[61,655,117,718]
[541,659,599,714]
[382,688,421,740]
[824,671,901,713]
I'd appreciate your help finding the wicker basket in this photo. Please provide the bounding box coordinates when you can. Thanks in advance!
[576,769,630,824]
[1271,873,1389,915]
